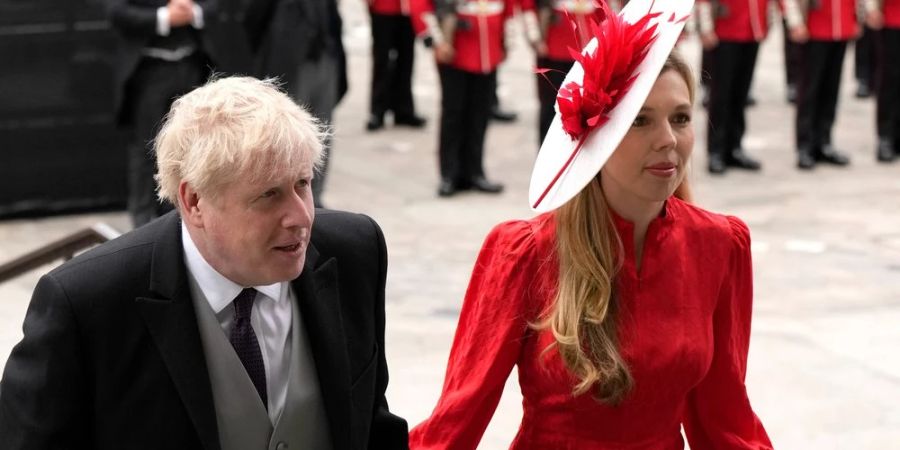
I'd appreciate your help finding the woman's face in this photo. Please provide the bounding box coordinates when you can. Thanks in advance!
[600,69,694,205]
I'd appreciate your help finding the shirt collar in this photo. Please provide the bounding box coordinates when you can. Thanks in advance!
[181,222,285,314]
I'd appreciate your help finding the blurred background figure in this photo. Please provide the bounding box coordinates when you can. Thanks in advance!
[108,0,223,228]
[784,0,855,170]
[781,9,802,104]
[854,22,876,99]
[697,0,767,175]
[520,0,605,144]
[489,86,519,122]
[244,0,349,208]
[866,0,900,163]
[411,0,509,197]
[366,0,428,131]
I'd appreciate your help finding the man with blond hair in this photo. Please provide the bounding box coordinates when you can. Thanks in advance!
[0,77,409,450]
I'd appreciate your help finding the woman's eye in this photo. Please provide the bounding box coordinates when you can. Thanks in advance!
[632,115,649,127]
[296,179,310,189]
[672,113,692,125]
[260,190,277,199]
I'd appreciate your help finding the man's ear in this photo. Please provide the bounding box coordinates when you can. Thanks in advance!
[178,181,204,228]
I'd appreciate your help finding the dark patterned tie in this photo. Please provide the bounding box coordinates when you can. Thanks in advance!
[229,288,268,409]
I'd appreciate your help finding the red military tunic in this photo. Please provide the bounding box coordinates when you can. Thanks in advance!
[698,0,769,42]
[782,0,858,40]
[411,0,515,73]
[521,0,607,61]
[880,0,900,28]
[369,0,411,15]
[409,198,774,449]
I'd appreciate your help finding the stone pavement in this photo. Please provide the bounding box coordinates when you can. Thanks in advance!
[2,3,899,448]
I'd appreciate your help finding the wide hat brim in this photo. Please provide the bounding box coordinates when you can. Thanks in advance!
[528,0,695,213]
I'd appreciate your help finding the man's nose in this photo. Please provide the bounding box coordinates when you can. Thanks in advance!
[282,189,313,228]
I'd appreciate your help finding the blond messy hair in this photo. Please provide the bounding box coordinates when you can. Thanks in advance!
[154,76,327,206]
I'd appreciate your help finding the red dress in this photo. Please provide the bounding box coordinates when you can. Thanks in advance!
[409,198,774,449]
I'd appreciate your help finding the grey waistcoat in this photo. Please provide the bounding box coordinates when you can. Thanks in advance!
[190,284,333,450]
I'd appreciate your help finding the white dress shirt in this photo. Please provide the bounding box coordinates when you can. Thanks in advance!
[181,223,293,425]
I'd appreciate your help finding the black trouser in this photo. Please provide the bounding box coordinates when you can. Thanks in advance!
[536,57,575,144]
[707,41,760,158]
[876,28,900,148]
[796,40,848,152]
[370,13,416,119]
[127,54,205,228]
[437,65,495,183]
[855,25,876,89]
[700,48,712,88]
[783,19,801,88]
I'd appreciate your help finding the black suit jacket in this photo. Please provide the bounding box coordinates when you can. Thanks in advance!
[107,0,250,124]
[0,210,409,450]
[243,0,349,103]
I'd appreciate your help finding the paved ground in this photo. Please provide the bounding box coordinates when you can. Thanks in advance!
[2,3,899,449]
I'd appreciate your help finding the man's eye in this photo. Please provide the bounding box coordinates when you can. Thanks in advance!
[260,190,277,199]
[296,179,310,189]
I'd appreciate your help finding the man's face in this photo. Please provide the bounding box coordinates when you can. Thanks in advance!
[189,165,315,286]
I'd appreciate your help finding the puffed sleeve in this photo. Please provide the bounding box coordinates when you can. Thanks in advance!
[683,216,774,449]
[410,220,541,450]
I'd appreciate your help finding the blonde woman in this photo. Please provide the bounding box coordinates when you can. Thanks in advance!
[410,1,772,448]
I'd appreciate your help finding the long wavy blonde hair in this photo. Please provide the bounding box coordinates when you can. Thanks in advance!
[535,51,695,404]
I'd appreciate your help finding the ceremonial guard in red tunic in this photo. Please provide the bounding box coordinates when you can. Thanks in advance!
[411,0,513,196]
[783,0,856,169]
[366,0,428,130]
[697,0,767,174]
[520,0,613,143]
[865,0,900,163]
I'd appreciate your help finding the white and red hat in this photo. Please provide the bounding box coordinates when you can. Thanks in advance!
[529,0,695,212]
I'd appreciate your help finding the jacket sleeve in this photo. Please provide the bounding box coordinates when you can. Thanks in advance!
[409,220,541,450]
[0,274,90,449]
[696,0,715,35]
[779,0,806,28]
[108,0,159,38]
[682,217,774,450]
[241,0,278,51]
[366,216,411,449]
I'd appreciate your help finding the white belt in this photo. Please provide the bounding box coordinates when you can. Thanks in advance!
[141,46,197,62]
[552,0,596,14]
[456,1,505,16]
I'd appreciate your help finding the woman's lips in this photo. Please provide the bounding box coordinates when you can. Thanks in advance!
[645,163,677,178]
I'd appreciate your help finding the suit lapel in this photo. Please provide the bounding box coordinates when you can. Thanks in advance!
[135,214,221,450]
[294,244,352,450]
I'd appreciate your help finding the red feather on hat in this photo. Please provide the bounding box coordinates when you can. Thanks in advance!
[556,2,660,141]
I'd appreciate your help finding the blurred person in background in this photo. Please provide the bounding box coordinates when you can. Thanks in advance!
[108,0,223,228]
[0,77,408,450]
[520,0,609,144]
[780,8,802,103]
[697,0,767,175]
[410,2,774,448]
[411,0,510,197]
[854,22,877,98]
[244,0,348,208]
[365,0,428,131]
[783,0,856,169]
[866,0,900,163]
